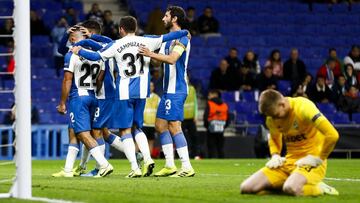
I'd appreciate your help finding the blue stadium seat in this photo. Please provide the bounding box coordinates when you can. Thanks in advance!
[277,80,292,96]
[241,91,256,102]
[332,112,351,124]
[317,103,337,114]
[221,91,238,103]
[351,113,360,123]
[235,102,258,114]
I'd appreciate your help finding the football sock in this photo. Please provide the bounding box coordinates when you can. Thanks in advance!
[105,133,124,152]
[134,129,152,163]
[160,131,175,168]
[89,146,109,168]
[302,184,323,196]
[173,132,192,170]
[121,133,138,170]
[95,138,106,169]
[64,144,79,173]
[79,144,90,169]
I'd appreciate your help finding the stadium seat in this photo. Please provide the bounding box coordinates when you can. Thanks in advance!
[351,113,360,123]
[221,91,239,103]
[241,91,256,102]
[333,112,351,124]
[317,103,337,114]
[235,101,258,114]
[277,80,292,96]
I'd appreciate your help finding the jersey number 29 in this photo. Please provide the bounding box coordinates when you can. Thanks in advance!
[79,63,100,87]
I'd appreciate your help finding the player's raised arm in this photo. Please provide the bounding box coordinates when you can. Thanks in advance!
[71,41,116,61]
[90,34,113,44]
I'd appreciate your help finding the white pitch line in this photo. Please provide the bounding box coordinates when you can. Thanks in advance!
[325,177,360,182]
[0,161,15,166]
[30,197,83,203]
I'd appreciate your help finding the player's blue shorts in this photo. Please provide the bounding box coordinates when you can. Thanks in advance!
[92,99,114,129]
[68,96,97,134]
[157,93,187,121]
[111,98,146,129]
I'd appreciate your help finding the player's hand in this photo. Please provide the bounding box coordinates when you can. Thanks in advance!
[138,46,152,57]
[56,104,67,115]
[71,46,82,55]
[67,26,77,34]
[265,154,286,169]
[185,30,192,40]
[79,26,91,38]
[295,155,323,167]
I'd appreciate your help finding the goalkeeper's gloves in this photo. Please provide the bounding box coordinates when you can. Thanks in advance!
[265,154,286,169]
[295,155,323,167]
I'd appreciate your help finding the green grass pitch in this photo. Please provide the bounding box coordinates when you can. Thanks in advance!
[1,159,360,203]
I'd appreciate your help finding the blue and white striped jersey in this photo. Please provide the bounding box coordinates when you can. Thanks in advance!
[98,35,163,100]
[63,52,103,98]
[96,58,116,99]
[161,36,190,95]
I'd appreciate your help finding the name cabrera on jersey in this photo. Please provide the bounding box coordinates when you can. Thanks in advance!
[161,36,190,95]
[64,52,103,98]
[98,35,163,100]
[96,58,116,100]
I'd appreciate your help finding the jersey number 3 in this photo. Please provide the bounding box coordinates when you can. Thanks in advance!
[123,53,144,77]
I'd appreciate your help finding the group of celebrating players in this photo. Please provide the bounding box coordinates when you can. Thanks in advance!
[51,4,340,196]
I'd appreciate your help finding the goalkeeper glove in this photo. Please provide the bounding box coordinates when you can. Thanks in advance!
[265,154,286,169]
[295,155,323,167]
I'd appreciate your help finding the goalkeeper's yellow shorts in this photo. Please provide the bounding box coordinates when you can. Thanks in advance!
[260,159,327,188]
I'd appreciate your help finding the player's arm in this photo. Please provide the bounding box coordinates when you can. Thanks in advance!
[90,34,113,44]
[144,30,189,43]
[58,27,77,56]
[96,70,105,95]
[71,41,115,61]
[57,53,74,114]
[265,120,286,169]
[139,45,183,65]
[74,39,103,51]
[315,119,339,160]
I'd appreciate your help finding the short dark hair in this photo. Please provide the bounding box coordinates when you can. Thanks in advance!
[167,6,186,28]
[208,89,221,98]
[119,16,137,33]
[81,20,102,34]
[104,10,112,15]
[329,48,336,53]
[230,47,238,51]
[187,6,195,11]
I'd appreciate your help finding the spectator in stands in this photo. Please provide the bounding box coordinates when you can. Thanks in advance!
[65,7,79,26]
[102,10,119,40]
[308,76,333,103]
[344,45,360,71]
[237,64,256,91]
[291,73,313,98]
[143,82,160,157]
[243,50,261,74]
[283,48,307,84]
[86,3,103,22]
[265,49,283,78]
[326,48,343,72]
[145,6,167,35]
[317,58,340,88]
[197,6,219,34]
[0,19,14,46]
[209,59,237,91]
[182,80,199,159]
[337,85,360,114]
[343,63,358,87]
[51,17,69,77]
[224,47,242,73]
[185,7,198,36]
[30,10,49,36]
[203,89,230,158]
[256,66,278,92]
[331,74,347,99]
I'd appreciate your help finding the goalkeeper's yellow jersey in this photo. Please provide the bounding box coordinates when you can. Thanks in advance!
[266,97,337,161]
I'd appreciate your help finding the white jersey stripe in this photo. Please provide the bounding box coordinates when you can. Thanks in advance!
[119,77,130,100]
[168,64,176,94]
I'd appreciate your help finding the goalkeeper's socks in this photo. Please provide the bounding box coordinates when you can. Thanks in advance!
[79,144,90,169]
[95,138,106,169]
[64,143,79,173]
[134,129,152,163]
[302,184,323,196]
[160,131,175,168]
[121,133,139,170]
[105,133,124,152]
[89,146,109,168]
[173,132,192,170]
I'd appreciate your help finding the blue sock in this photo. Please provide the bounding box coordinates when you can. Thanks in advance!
[120,133,133,141]
[105,133,117,145]
[160,130,173,145]
[172,132,187,149]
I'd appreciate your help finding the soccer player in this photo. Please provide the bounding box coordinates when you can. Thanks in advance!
[240,89,339,196]
[71,16,189,177]
[52,28,113,178]
[138,6,195,177]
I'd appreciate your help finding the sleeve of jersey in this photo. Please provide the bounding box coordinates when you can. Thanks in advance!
[74,39,102,51]
[266,119,283,155]
[90,34,113,44]
[161,30,188,42]
[63,52,74,72]
[78,49,102,61]
[97,41,116,61]
[58,32,70,56]
[301,99,327,126]
[143,36,163,51]
[172,37,188,56]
